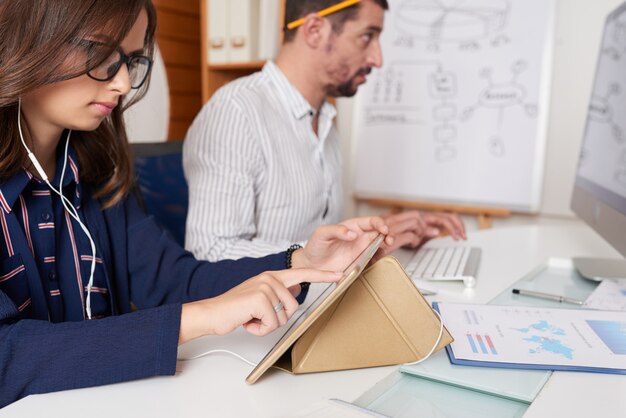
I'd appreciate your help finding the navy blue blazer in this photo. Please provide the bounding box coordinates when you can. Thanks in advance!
[0,177,289,407]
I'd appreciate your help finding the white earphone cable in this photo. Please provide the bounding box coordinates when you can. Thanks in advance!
[177,309,445,369]
[58,136,98,319]
[17,98,98,319]
[178,349,258,367]
[403,308,445,366]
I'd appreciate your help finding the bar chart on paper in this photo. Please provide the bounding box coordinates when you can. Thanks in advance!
[466,334,498,355]
[462,309,499,355]
[463,309,480,325]
[586,320,626,355]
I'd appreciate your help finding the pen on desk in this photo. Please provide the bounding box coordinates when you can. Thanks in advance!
[511,288,585,305]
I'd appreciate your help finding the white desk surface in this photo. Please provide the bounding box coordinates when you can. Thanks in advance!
[4,223,626,417]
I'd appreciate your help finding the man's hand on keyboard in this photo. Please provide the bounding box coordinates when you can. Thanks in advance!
[422,211,467,240]
[381,210,466,254]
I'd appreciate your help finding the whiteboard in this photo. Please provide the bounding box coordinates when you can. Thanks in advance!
[353,0,556,212]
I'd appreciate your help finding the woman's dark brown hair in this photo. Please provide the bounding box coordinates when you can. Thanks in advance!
[0,0,157,208]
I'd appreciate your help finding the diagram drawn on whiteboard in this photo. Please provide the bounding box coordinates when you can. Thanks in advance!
[605,10,626,60]
[603,10,626,60]
[362,59,542,161]
[461,60,538,157]
[363,61,463,161]
[429,66,459,161]
[394,0,511,51]
[370,64,405,105]
[365,63,420,126]
[588,82,623,144]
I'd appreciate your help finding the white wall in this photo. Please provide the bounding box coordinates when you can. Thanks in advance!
[124,47,169,143]
[541,0,624,216]
[338,0,625,227]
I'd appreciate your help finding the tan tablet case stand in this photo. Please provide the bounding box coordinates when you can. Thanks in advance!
[272,256,453,374]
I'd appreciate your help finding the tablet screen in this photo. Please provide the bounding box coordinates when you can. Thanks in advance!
[246,233,385,383]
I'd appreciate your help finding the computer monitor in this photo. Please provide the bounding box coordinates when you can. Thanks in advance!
[571,1,626,280]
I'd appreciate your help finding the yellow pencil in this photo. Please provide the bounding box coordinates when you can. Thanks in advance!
[286,0,362,30]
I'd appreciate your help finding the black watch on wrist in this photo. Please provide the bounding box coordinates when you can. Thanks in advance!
[285,244,310,291]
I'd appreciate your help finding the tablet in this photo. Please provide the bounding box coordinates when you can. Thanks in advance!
[246,233,385,384]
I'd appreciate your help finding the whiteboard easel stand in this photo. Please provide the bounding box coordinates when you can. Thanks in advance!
[354,195,511,230]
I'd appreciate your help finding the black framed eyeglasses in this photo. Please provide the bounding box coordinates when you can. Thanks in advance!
[77,40,153,89]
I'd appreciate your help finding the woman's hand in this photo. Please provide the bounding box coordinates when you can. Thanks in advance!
[179,269,342,344]
[291,216,392,272]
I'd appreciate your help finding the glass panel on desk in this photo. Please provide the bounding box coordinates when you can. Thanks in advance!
[357,373,528,418]
[490,258,599,308]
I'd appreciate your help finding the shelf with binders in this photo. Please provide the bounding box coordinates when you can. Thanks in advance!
[207,61,267,71]
[201,0,285,103]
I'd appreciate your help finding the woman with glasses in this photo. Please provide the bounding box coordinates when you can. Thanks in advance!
[0,0,391,407]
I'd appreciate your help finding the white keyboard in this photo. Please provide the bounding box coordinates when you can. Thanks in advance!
[405,246,481,288]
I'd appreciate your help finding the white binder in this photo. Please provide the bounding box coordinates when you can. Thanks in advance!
[207,0,229,64]
[228,0,259,62]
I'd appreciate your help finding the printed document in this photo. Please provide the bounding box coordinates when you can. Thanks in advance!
[585,280,626,311]
[436,303,626,371]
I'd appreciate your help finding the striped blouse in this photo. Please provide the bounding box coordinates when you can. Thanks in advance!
[183,61,343,261]
[0,149,110,321]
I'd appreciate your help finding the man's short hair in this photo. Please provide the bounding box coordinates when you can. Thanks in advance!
[283,0,389,43]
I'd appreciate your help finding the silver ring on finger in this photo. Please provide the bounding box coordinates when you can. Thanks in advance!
[273,302,284,313]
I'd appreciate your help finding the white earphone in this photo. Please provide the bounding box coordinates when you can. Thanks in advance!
[402,308,445,366]
[18,98,98,320]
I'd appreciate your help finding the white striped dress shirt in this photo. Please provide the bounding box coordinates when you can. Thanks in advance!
[183,61,342,261]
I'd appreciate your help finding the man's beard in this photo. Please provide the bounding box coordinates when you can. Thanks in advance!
[331,67,372,97]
